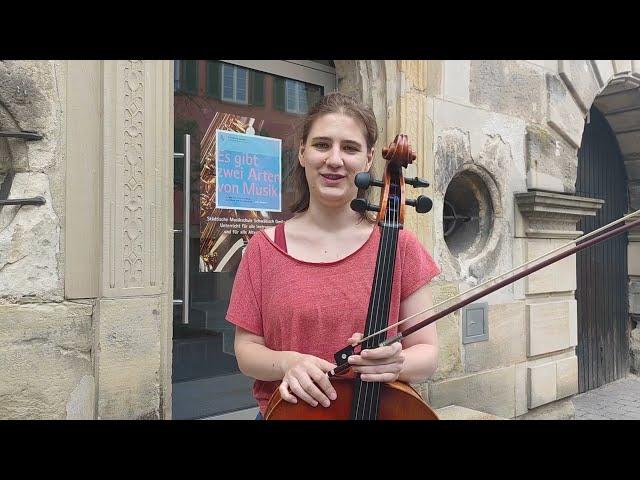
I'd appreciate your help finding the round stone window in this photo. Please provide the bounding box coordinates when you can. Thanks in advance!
[443,168,494,259]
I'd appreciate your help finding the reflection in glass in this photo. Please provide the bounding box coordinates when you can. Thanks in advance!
[172,60,330,419]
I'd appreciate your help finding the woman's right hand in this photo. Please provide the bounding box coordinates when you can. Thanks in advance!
[279,354,338,408]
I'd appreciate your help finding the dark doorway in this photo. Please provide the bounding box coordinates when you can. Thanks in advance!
[575,106,630,393]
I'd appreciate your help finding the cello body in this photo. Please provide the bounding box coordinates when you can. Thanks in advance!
[264,375,439,420]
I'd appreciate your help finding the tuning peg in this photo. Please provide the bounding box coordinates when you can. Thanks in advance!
[351,198,380,213]
[404,176,430,188]
[405,195,433,214]
[355,172,384,189]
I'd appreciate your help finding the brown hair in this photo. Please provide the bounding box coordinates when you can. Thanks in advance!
[288,92,379,220]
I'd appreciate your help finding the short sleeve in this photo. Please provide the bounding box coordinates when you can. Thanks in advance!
[225,235,264,336]
[399,230,441,300]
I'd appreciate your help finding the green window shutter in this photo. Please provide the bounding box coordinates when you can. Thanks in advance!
[184,60,198,94]
[273,77,285,111]
[249,71,264,106]
[206,61,221,99]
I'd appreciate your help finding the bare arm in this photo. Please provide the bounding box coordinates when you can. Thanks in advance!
[397,283,438,383]
[234,325,337,407]
[234,326,303,381]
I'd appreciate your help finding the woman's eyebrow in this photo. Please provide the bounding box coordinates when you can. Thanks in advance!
[310,136,363,148]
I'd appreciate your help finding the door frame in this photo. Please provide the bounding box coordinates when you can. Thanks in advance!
[222,60,336,91]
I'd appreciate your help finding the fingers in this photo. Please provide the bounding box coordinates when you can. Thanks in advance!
[347,342,404,383]
[349,360,404,382]
[287,377,324,407]
[309,366,337,402]
[283,359,338,408]
[349,342,402,365]
[278,379,298,404]
[314,357,337,373]
[360,372,400,383]
[352,361,403,375]
[348,332,364,346]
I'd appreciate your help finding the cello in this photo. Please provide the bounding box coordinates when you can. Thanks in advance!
[265,133,439,420]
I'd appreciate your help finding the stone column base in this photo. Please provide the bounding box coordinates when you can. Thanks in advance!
[516,398,576,420]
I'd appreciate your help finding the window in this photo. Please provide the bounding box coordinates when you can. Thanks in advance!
[283,79,322,114]
[221,64,249,104]
[285,80,306,114]
[174,60,198,94]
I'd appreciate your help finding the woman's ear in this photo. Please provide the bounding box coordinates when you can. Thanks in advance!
[298,140,306,167]
[365,147,375,171]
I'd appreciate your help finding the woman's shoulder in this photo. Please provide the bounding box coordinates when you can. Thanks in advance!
[398,228,421,246]
[262,225,276,242]
[261,218,291,242]
[243,228,270,256]
[397,229,436,259]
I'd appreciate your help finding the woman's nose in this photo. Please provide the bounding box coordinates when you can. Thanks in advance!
[326,146,343,167]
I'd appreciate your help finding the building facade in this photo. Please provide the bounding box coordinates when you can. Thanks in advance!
[0,60,638,419]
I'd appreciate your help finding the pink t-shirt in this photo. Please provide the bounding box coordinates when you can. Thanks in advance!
[225,226,440,414]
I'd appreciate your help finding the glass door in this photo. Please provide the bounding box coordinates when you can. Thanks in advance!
[172,60,336,419]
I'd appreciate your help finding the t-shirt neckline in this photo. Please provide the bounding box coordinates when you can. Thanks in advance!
[259,224,379,266]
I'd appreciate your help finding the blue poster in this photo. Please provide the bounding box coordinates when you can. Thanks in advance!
[215,129,282,212]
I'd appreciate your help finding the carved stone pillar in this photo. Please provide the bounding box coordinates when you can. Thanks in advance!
[98,60,172,419]
[515,191,603,410]
[65,60,173,419]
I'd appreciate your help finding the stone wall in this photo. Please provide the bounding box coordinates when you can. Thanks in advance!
[0,60,173,420]
[0,61,64,301]
[420,61,638,418]
[0,302,93,419]
[0,61,89,419]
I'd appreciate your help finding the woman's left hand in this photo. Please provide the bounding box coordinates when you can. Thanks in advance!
[346,332,405,382]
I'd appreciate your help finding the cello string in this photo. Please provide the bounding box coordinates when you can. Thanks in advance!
[353,181,385,419]
[353,201,380,419]
[368,191,400,419]
[371,193,399,419]
[365,196,391,420]
[357,193,393,419]
[378,194,401,417]
[357,208,640,345]
[356,175,397,419]
[367,151,405,418]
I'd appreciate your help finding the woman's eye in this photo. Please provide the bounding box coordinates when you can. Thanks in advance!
[344,145,359,152]
[314,143,329,149]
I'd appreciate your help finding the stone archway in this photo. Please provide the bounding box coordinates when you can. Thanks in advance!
[550,62,640,377]
[591,71,640,373]
[575,105,629,391]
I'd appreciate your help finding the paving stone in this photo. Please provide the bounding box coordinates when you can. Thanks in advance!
[572,374,640,420]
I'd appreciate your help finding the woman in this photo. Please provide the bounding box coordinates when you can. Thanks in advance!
[226,92,440,419]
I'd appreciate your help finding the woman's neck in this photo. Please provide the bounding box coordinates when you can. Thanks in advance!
[301,200,365,233]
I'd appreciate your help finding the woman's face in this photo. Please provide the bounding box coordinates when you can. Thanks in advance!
[298,113,374,209]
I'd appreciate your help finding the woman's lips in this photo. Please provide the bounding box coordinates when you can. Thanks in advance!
[320,173,345,185]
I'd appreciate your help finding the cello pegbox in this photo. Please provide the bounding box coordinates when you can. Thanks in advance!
[354,172,384,189]
[405,195,433,214]
[404,176,430,188]
[350,198,381,213]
